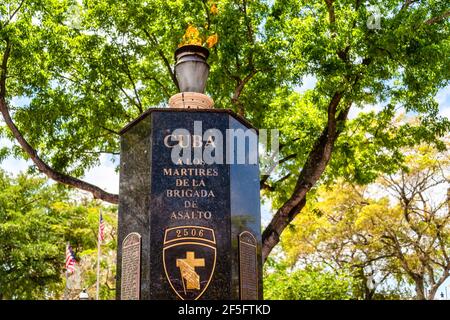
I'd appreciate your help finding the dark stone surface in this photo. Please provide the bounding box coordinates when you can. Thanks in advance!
[117,115,152,300]
[116,109,262,300]
[229,116,262,300]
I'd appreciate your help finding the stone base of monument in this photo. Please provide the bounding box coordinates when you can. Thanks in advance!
[117,108,262,300]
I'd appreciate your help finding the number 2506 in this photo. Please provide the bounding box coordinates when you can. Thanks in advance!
[176,228,204,237]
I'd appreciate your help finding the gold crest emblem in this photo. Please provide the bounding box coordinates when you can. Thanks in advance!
[163,226,216,300]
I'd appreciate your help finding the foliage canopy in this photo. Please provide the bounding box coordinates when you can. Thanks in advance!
[0,0,449,259]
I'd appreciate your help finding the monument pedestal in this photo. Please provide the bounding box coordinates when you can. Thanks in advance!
[117,108,262,300]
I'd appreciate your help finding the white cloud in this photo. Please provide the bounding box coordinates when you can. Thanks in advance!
[437,85,450,118]
[437,86,450,106]
[440,107,450,119]
[0,138,32,174]
[347,84,450,120]
[82,154,119,194]
[294,74,317,93]
[1,138,119,195]
[261,200,273,228]
[348,103,385,120]
[1,156,31,174]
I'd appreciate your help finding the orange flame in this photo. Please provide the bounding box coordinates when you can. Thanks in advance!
[210,3,218,15]
[206,34,218,48]
[179,25,219,49]
[179,25,203,47]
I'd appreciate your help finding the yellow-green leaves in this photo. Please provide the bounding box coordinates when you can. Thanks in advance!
[281,144,450,299]
[0,168,117,299]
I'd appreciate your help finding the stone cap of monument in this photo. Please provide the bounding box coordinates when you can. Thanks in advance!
[119,107,258,136]
[168,92,214,109]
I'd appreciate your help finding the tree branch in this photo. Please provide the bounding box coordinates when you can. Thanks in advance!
[202,0,212,30]
[260,153,296,188]
[0,41,119,204]
[324,0,336,25]
[119,53,143,113]
[401,0,419,11]
[261,173,291,192]
[232,69,259,116]
[242,0,255,67]
[142,29,179,91]
[0,0,26,30]
[0,99,119,203]
[425,10,450,25]
[144,75,171,99]
[0,39,11,97]
[119,87,142,112]
[99,125,120,136]
[261,92,350,261]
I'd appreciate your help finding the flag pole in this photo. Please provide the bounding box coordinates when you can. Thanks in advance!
[64,271,68,300]
[64,242,69,300]
[96,208,102,300]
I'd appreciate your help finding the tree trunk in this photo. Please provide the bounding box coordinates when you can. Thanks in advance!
[427,286,438,300]
[261,93,349,261]
[414,280,426,300]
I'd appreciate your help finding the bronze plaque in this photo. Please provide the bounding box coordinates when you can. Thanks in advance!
[121,232,141,300]
[163,226,216,300]
[239,231,258,300]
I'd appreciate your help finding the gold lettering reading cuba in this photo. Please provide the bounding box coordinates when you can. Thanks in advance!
[164,134,216,148]
[176,252,205,294]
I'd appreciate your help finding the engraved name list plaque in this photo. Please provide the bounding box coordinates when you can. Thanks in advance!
[239,231,258,300]
[120,232,141,300]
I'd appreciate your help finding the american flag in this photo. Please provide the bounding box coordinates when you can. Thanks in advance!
[98,212,105,242]
[65,243,76,274]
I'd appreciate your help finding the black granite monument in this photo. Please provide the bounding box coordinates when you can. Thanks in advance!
[116,45,262,300]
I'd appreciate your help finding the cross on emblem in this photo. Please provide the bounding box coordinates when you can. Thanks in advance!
[176,251,205,291]
[179,251,205,269]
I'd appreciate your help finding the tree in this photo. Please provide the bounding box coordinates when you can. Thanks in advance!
[71,204,117,300]
[264,258,356,300]
[282,145,450,300]
[377,145,450,300]
[0,1,449,261]
[0,168,116,299]
[0,170,67,299]
[53,199,117,300]
[281,182,400,299]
